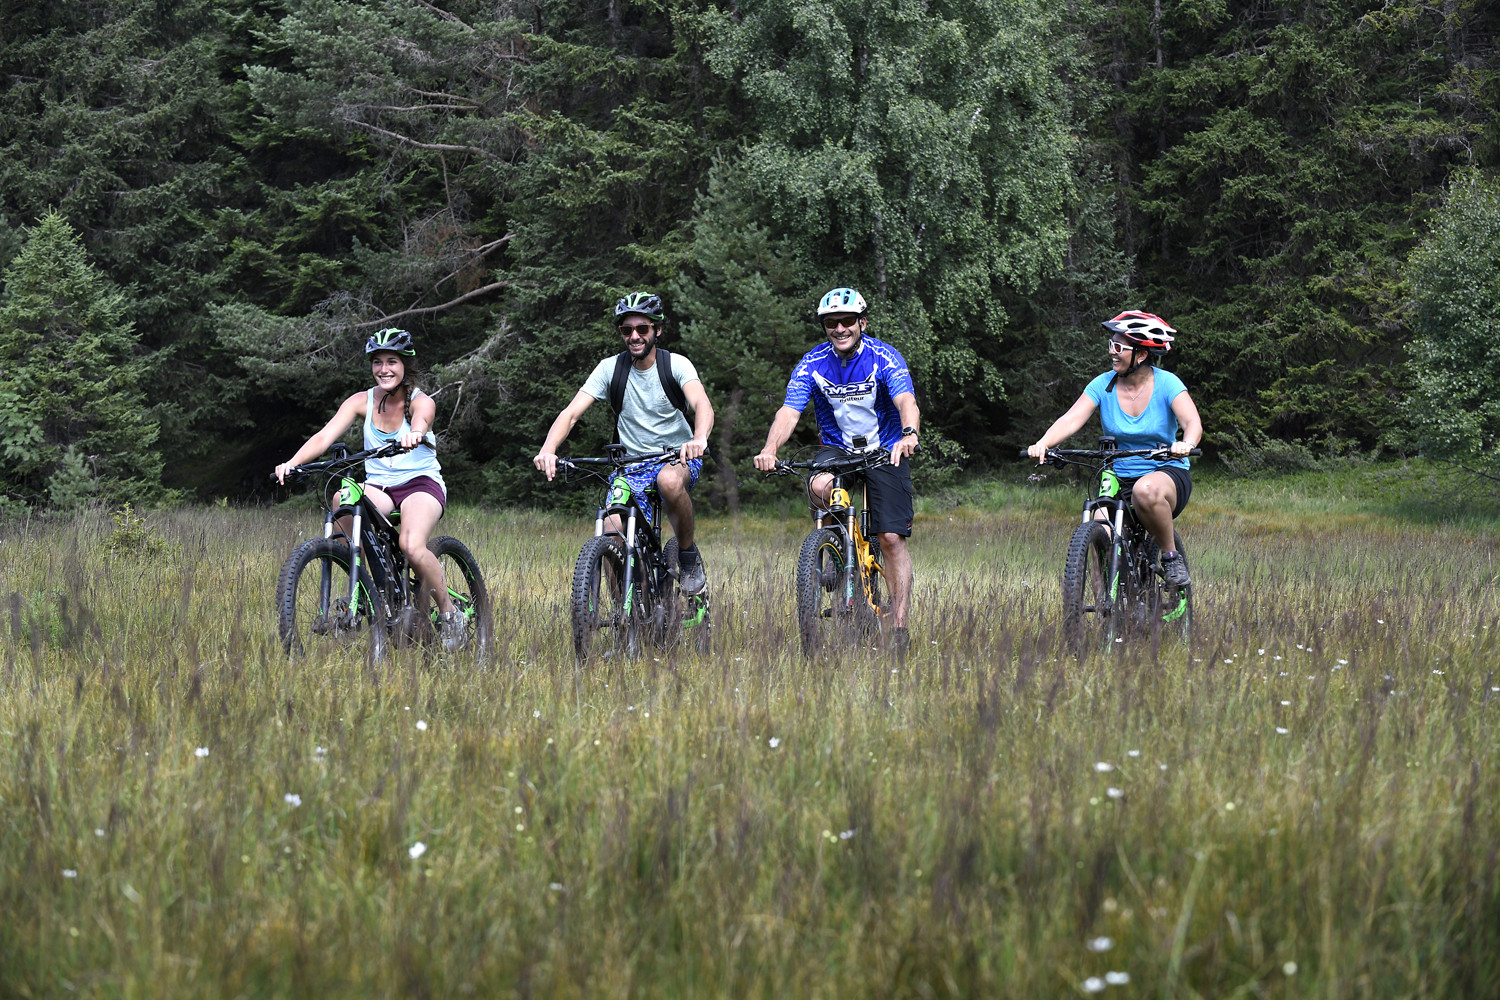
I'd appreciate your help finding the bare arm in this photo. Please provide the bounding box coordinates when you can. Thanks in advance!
[533,390,596,481]
[274,393,366,483]
[1169,391,1203,455]
[890,391,920,466]
[398,392,438,450]
[679,380,715,462]
[1025,392,1098,462]
[753,405,804,471]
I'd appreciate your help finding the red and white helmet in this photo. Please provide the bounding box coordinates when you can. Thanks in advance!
[1102,311,1175,354]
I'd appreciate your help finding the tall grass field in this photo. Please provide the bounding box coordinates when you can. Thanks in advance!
[2,478,1498,997]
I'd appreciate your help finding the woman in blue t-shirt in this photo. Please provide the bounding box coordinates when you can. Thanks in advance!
[1026,311,1203,588]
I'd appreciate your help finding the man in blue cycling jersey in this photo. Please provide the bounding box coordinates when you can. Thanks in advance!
[753,287,921,656]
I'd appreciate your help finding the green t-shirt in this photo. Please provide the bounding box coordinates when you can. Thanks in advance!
[581,352,701,456]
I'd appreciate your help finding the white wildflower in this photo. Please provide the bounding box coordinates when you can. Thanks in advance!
[409,842,426,859]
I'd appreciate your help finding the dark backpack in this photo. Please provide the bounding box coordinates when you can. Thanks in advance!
[607,348,694,445]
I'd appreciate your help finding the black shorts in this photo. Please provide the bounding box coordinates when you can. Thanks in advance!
[1120,465,1192,518]
[814,446,915,537]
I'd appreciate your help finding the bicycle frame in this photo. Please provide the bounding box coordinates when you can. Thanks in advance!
[564,447,684,632]
[287,444,459,632]
[781,449,893,621]
[1036,438,1198,630]
[815,473,887,619]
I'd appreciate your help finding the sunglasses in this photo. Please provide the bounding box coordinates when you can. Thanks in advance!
[1107,339,1134,354]
[619,323,654,337]
[822,316,861,331]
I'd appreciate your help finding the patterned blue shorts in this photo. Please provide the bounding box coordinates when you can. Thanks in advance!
[618,457,702,527]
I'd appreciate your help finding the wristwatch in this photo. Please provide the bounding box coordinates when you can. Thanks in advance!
[902,426,919,437]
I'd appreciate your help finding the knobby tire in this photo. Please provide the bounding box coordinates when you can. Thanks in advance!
[571,535,626,662]
[276,538,387,660]
[1061,520,1114,656]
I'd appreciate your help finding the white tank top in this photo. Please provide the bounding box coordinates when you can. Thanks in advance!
[362,388,445,489]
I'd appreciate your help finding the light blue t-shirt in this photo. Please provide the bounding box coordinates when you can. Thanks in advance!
[581,351,701,456]
[1084,368,1190,477]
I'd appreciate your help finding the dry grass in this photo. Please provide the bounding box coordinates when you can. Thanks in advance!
[1,489,1498,998]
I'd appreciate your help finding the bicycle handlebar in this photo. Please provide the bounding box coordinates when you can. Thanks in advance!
[1020,446,1202,464]
[768,449,895,478]
[271,442,408,484]
[557,447,680,482]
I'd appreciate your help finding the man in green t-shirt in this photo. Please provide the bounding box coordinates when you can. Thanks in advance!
[533,292,716,595]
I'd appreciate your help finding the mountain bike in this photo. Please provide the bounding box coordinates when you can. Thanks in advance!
[1025,437,1199,654]
[558,444,711,661]
[769,447,894,656]
[274,442,493,660]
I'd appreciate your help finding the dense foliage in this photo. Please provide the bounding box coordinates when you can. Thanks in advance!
[0,0,1495,505]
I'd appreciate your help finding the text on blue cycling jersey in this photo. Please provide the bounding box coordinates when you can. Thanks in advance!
[783,337,914,452]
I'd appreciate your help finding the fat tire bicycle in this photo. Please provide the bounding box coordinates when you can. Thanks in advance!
[274,442,494,660]
[558,444,711,662]
[1025,437,1199,655]
[769,448,896,656]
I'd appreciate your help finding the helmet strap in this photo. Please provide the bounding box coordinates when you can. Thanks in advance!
[1105,349,1151,392]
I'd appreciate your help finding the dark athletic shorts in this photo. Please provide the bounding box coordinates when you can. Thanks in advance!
[371,475,447,514]
[814,446,915,538]
[1120,465,1192,518]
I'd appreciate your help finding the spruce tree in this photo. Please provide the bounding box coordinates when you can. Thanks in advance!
[0,211,164,508]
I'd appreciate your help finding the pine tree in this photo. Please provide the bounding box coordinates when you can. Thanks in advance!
[0,211,165,508]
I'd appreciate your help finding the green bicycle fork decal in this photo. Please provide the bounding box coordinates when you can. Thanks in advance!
[338,476,365,506]
[608,476,632,506]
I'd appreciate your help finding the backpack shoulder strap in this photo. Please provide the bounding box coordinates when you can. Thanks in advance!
[608,351,631,443]
[654,349,692,422]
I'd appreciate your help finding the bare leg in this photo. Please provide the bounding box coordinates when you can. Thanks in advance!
[655,463,696,550]
[366,486,453,614]
[809,472,834,508]
[879,532,913,628]
[1129,471,1180,554]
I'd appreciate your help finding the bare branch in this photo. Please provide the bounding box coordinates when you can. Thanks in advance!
[344,118,500,161]
[352,281,510,328]
[414,0,474,30]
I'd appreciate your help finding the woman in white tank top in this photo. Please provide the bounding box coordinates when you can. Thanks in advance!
[274,329,463,642]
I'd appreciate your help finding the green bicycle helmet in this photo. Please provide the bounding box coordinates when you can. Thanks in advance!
[614,292,665,325]
[365,327,416,356]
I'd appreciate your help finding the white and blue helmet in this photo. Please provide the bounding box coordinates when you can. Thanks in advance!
[816,287,868,317]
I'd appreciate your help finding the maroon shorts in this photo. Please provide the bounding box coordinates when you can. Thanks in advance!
[372,476,447,515]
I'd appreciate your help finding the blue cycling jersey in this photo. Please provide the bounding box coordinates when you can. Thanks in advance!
[783,337,914,452]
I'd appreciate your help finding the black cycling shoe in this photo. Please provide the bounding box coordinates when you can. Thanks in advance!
[1161,551,1190,589]
[892,626,911,661]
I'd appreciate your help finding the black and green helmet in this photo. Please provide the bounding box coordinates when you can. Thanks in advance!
[614,292,665,324]
[365,327,416,356]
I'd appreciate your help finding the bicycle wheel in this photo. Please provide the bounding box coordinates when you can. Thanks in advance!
[571,535,626,661]
[1061,520,1114,655]
[1142,529,1193,644]
[276,538,387,659]
[427,535,495,660]
[795,527,853,656]
[664,537,711,655]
